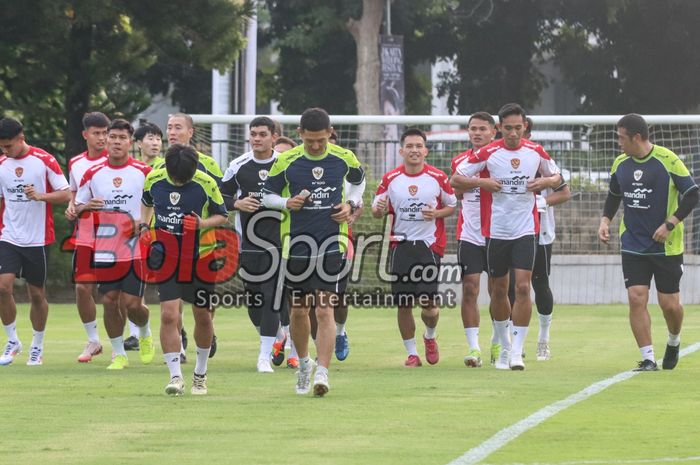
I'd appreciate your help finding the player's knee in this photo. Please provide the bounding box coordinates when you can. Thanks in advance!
[514,281,531,298]
[462,279,480,300]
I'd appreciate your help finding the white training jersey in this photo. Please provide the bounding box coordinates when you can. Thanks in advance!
[373,163,457,256]
[451,149,485,246]
[0,146,69,246]
[68,150,108,192]
[75,157,151,262]
[456,138,560,240]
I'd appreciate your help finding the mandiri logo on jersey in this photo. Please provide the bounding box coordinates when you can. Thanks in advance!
[312,167,324,180]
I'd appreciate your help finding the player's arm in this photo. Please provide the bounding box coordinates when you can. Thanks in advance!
[24,185,71,204]
[652,185,699,243]
[543,184,572,207]
[599,173,622,243]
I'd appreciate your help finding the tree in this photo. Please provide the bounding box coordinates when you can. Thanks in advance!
[0,0,250,159]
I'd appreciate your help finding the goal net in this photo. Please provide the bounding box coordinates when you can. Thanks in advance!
[191,114,700,304]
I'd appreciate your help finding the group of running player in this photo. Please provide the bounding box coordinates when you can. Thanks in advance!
[0,103,696,397]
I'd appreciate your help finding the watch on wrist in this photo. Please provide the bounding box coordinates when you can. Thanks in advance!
[346,200,358,215]
[665,221,675,231]
[138,222,149,232]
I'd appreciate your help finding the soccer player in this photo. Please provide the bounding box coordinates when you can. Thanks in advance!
[74,119,155,370]
[164,112,224,361]
[65,112,110,362]
[450,112,497,367]
[263,107,365,396]
[134,122,163,167]
[372,128,457,368]
[141,144,228,395]
[221,116,289,373]
[453,103,563,371]
[598,113,698,371]
[506,117,571,361]
[0,117,71,366]
[273,137,297,154]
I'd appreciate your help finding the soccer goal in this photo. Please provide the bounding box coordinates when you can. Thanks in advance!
[191,114,700,304]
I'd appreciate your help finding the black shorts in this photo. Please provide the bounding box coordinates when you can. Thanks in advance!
[621,253,683,294]
[148,249,214,308]
[0,242,48,287]
[96,260,146,297]
[458,240,487,276]
[532,243,552,280]
[284,252,347,295]
[389,241,441,298]
[486,235,537,278]
[239,250,288,313]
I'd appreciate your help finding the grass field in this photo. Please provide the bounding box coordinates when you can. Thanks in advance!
[1,302,699,465]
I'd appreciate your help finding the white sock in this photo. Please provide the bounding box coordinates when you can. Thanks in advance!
[164,352,182,378]
[31,330,45,349]
[138,322,151,338]
[110,336,126,357]
[668,333,681,347]
[289,339,298,359]
[299,356,312,370]
[464,327,480,351]
[260,335,275,360]
[424,326,437,340]
[493,320,511,351]
[640,345,655,362]
[283,325,290,337]
[83,320,100,343]
[511,325,529,359]
[538,314,552,343]
[336,322,346,336]
[403,338,419,356]
[316,364,329,374]
[129,320,139,338]
[3,322,18,342]
[490,319,497,345]
[275,325,285,340]
[195,346,210,375]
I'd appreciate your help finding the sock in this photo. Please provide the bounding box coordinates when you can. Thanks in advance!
[138,322,151,338]
[129,320,139,338]
[289,339,298,359]
[299,356,312,370]
[3,322,18,342]
[260,335,275,360]
[31,330,45,349]
[403,338,419,356]
[336,322,346,336]
[640,345,655,362]
[668,333,681,347]
[511,325,529,359]
[83,320,100,343]
[194,346,210,375]
[424,326,437,340]
[316,364,329,374]
[464,327,480,351]
[493,320,511,351]
[164,352,182,378]
[275,325,285,341]
[538,313,552,343]
[110,336,126,357]
[283,325,290,337]
[490,320,497,345]
[180,337,186,355]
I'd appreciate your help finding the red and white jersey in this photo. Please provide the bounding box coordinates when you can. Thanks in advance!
[373,163,457,256]
[75,158,151,262]
[68,150,108,192]
[456,139,560,240]
[451,149,485,246]
[0,146,69,246]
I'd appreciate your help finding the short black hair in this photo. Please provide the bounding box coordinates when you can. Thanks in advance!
[165,144,198,184]
[497,103,527,123]
[524,117,534,137]
[468,111,495,126]
[299,108,331,132]
[400,127,427,145]
[249,116,276,134]
[134,122,163,141]
[82,112,110,130]
[329,129,339,144]
[617,113,649,140]
[0,117,23,140]
[274,136,297,149]
[109,118,134,136]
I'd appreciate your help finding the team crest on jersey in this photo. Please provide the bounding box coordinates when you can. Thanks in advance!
[14,167,23,178]
[312,167,324,180]
[634,169,643,181]
[112,177,122,188]
[408,185,418,196]
[170,192,181,205]
[258,169,269,181]
[510,158,520,169]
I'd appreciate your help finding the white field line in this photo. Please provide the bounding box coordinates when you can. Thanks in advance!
[483,457,700,465]
[447,343,700,465]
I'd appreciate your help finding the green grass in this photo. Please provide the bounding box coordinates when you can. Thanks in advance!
[1,303,699,465]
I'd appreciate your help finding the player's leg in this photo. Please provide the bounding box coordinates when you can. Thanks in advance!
[333,258,351,361]
[459,240,484,367]
[0,268,22,365]
[508,235,536,370]
[23,245,50,366]
[486,238,513,369]
[655,255,684,370]
[391,243,421,367]
[621,254,657,370]
[258,275,282,373]
[100,287,129,369]
[120,272,153,365]
[161,299,185,395]
[73,245,104,361]
[532,244,553,361]
[188,278,214,396]
[313,290,336,396]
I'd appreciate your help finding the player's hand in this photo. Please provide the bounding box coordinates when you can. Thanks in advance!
[235,195,261,213]
[527,177,552,193]
[331,203,352,223]
[479,178,502,193]
[86,197,105,210]
[652,223,671,243]
[422,205,437,220]
[598,219,611,243]
[23,184,43,201]
[65,202,77,220]
[347,205,363,226]
[373,197,388,216]
[183,212,201,231]
[139,227,152,247]
[286,195,306,211]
